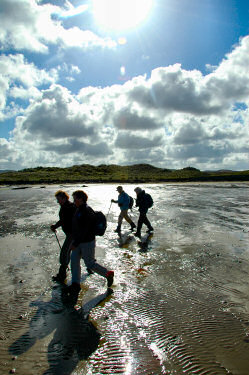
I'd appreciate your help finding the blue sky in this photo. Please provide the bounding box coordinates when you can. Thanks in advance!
[0,0,249,171]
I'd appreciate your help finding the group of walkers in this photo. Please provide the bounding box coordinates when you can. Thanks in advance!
[50,186,153,297]
[111,186,153,237]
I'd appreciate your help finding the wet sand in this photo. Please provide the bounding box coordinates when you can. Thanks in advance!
[0,183,249,374]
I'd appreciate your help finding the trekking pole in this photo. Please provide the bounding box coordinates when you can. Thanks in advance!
[54,231,62,250]
[106,201,112,220]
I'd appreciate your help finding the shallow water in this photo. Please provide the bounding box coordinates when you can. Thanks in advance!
[0,183,249,374]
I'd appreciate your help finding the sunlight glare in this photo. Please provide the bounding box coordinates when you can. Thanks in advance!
[92,0,153,31]
[118,36,127,45]
[120,66,126,76]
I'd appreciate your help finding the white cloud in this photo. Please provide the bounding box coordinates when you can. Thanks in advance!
[0,138,21,170]
[0,54,56,88]
[0,75,9,110]
[58,63,81,82]
[20,84,98,140]
[0,53,57,120]
[126,37,249,118]
[0,0,116,53]
[9,86,41,100]
[1,34,249,170]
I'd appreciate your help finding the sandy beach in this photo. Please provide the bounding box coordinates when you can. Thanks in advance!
[0,183,249,374]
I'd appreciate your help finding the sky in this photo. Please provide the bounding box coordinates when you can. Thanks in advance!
[0,0,249,171]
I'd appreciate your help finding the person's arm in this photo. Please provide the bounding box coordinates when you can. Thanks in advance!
[50,220,61,232]
[135,195,141,208]
[117,194,125,208]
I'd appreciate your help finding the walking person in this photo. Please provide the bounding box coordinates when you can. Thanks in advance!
[65,190,114,295]
[111,186,136,233]
[51,190,76,282]
[134,187,154,237]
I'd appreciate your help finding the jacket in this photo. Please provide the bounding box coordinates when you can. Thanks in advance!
[118,191,130,211]
[135,190,149,213]
[72,203,96,247]
[56,200,76,235]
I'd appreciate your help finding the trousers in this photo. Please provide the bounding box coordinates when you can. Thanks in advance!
[137,210,152,232]
[118,209,134,226]
[59,234,73,266]
[70,240,108,284]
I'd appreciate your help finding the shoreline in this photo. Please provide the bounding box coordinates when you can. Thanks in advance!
[0,178,249,189]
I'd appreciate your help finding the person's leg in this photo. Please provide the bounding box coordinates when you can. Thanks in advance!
[118,211,125,226]
[135,212,145,236]
[143,214,153,231]
[81,240,107,277]
[58,234,72,278]
[70,245,83,284]
[115,211,124,232]
[59,234,72,266]
[53,234,72,282]
[123,210,136,229]
[82,240,114,287]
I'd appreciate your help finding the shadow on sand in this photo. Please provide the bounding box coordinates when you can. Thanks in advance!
[9,284,113,374]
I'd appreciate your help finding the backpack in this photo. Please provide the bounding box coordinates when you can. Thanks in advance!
[144,193,153,208]
[94,211,107,236]
[128,195,134,210]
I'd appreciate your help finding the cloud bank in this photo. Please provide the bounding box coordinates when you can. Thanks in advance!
[0,0,248,171]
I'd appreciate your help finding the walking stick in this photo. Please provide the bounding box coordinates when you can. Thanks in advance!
[106,201,112,220]
[54,231,62,250]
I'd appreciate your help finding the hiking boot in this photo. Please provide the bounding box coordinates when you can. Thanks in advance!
[134,231,141,238]
[106,271,114,288]
[64,282,81,295]
[146,227,154,233]
[52,273,66,283]
[130,223,136,231]
[87,268,94,275]
[114,226,121,233]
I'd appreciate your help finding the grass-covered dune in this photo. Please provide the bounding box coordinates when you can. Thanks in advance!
[0,164,249,185]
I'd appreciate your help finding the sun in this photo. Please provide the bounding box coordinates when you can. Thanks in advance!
[92,0,153,31]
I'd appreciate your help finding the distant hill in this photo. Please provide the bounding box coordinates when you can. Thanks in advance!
[0,164,248,185]
[0,170,14,174]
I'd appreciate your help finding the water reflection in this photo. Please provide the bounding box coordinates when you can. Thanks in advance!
[136,233,154,253]
[1,183,249,374]
[116,230,154,253]
[117,231,134,248]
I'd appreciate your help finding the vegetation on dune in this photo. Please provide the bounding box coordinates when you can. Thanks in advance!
[0,164,248,185]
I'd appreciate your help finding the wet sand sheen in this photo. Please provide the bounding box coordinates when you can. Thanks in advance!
[0,183,249,374]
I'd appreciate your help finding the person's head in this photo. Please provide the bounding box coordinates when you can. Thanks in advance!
[134,187,142,195]
[116,186,123,194]
[55,190,69,206]
[72,190,88,207]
